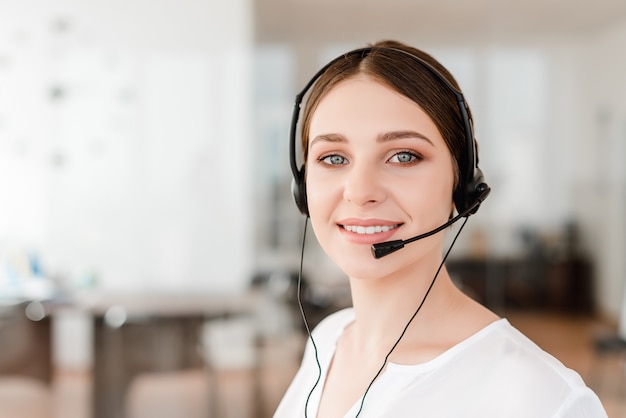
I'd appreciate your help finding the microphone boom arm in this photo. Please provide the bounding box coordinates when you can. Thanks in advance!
[370,193,486,259]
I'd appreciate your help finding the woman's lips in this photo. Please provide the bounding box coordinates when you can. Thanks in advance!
[341,224,400,234]
[337,220,402,244]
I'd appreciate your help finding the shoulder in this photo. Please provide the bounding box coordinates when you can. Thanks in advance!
[470,320,582,384]
[310,307,355,340]
[489,320,582,377]
[297,308,354,362]
[465,319,606,416]
[387,319,606,417]
[274,308,355,418]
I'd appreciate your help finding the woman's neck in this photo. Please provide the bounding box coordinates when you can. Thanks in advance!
[346,263,459,351]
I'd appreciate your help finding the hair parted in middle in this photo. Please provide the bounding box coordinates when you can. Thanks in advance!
[300,39,474,189]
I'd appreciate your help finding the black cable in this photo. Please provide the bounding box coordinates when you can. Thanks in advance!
[296,216,323,418]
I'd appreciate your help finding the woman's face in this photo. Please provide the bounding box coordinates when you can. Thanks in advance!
[306,75,456,280]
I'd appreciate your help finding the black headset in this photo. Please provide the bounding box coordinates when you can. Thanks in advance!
[289,46,490,218]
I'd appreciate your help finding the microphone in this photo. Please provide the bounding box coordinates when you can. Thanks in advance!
[371,184,490,259]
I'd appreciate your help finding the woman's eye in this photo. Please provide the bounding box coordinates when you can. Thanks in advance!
[321,154,347,165]
[389,151,419,164]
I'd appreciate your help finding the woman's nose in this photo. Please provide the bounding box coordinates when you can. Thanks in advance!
[342,163,386,207]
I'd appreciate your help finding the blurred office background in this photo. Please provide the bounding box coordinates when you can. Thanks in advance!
[1,0,626,417]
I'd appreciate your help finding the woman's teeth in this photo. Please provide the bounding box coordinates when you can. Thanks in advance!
[342,224,399,235]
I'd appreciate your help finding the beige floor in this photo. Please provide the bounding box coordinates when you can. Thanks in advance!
[0,311,625,418]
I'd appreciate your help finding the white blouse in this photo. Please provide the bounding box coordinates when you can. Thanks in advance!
[274,308,607,418]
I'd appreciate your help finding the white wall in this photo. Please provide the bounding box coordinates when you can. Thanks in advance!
[0,0,254,294]
[575,19,626,323]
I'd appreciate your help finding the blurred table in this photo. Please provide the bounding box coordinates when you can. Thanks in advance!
[0,300,52,384]
[72,291,262,418]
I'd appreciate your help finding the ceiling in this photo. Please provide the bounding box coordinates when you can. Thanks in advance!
[255,0,626,43]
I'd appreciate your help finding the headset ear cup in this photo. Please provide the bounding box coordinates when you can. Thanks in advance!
[291,168,308,216]
[453,168,491,217]
[464,169,491,216]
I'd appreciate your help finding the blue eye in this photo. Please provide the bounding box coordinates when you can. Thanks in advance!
[321,154,347,165]
[389,151,419,163]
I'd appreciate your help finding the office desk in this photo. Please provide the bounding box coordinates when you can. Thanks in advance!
[73,291,262,418]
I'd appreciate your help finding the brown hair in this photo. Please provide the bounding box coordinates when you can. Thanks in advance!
[301,40,470,186]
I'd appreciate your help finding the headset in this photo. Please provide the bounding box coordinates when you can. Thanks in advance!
[289,46,490,222]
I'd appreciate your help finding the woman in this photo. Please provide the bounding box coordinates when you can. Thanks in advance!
[275,40,606,418]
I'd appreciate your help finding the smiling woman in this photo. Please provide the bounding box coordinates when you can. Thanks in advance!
[306,75,455,279]
[274,40,607,418]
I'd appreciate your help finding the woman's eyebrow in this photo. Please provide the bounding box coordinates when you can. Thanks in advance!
[309,133,346,148]
[378,130,434,146]
[309,130,434,148]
